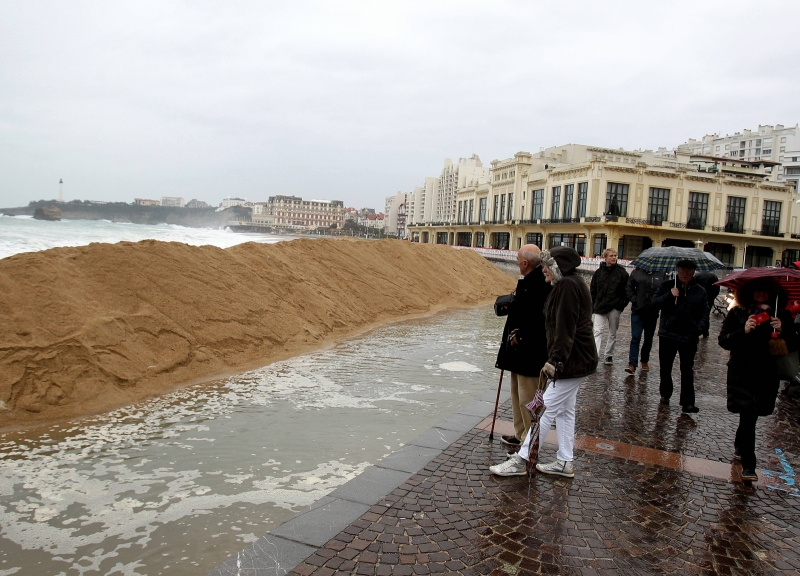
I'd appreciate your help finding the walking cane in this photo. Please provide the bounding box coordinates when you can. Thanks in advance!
[488,370,504,441]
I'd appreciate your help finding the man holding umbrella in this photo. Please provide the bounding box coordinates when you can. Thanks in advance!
[652,260,708,412]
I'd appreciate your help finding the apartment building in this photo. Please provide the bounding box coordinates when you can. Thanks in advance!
[409,144,800,268]
[385,192,409,237]
[160,196,185,207]
[434,155,491,222]
[268,195,345,229]
[683,124,800,192]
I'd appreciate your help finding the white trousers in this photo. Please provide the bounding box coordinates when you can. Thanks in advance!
[593,309,621,358]
[519,375,586,463]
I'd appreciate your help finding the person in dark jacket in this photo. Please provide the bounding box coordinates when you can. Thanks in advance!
[718,279,795,481]
[495,244,552,448]
[694,270,721,338]
[490,246,597,479]
[624,267,668,374]
[652,260,708,412]
[590,248,630,365]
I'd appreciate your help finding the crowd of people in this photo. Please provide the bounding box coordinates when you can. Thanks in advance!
[489,246,796,483]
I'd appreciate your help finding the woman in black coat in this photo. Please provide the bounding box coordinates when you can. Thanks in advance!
[718,279,796,481]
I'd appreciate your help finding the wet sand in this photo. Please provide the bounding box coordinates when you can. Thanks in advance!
[0,238,514,429]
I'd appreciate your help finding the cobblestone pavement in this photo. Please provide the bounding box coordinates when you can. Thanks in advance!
[283,310,800,575]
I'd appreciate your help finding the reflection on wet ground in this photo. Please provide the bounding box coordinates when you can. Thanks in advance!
[0,306,507,576]
[289,307,800,575]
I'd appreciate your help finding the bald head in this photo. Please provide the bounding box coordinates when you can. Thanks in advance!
[517,244,541,276]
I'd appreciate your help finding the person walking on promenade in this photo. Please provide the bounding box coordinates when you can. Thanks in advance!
[590,248,629,365]
[489,246,598,478]
[495,244,552,449]
[652,260,707,412]
[624,267,668,374]
[694,270,721,338]
[718,279,795,481]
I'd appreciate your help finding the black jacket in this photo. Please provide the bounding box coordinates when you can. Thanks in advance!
[626,268,668,314]
[495,266,552,376]
[590,263,630,315]
[719,306,796,415]
[694,271,721,307]
[652,278,708,342]
[544,273,598,379]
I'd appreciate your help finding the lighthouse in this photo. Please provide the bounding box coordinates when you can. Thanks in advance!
[58,179,63,202]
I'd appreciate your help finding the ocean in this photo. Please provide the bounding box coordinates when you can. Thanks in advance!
[0,215,287,260]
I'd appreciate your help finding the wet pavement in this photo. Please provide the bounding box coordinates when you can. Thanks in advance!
[237,307,800,575]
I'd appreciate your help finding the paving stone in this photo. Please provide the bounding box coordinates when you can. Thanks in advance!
[328,466,414,506]
[376,444,442,475]
[270,498,370,548]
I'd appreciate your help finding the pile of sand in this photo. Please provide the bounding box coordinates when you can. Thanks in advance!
[0,238,514,428]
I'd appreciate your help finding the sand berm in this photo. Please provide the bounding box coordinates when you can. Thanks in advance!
[0,238,515,428]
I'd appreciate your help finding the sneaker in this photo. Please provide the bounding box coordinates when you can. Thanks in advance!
[489,453,527,476]
[741,468,758,482]
[500,435,521,447]
[624,364,635,374]
[641,362,650,371]
[535,459,574,478]
[604,356,613,365]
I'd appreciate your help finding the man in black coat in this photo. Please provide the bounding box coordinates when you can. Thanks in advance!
[652,259,708,412]
[624,267,668,374]
[590,248,629,365]
[495,244,552,448]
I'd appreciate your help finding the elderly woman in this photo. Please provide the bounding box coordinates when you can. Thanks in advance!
[718,279,796,482]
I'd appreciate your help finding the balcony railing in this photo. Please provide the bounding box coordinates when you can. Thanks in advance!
[752,229,785,238]
[605,215,619,223]
[627,217,664,226]
[540,217,582,224]
[712,224,746,234]
[584,216,601,223]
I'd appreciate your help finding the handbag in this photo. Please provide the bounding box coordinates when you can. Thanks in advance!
[494,292,514,317]
[774,351,799,381]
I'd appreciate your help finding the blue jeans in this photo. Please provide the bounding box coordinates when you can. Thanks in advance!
[628,309,658,368]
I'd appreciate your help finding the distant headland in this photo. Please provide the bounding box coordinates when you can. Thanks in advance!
[1,200,250,228]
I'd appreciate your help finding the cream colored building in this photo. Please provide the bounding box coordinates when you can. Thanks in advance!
[409,144,800,268]
[268,195,345,230]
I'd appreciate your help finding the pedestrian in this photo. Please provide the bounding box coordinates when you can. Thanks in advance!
[489,246,598,478]
[624,267,668,374]
[652,259,708,412]
[718,279,795,481]
[495,244,552,449]
[590,248,629,365]
[694,270,721,338]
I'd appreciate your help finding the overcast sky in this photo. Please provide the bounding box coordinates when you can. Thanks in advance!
[1,1,798,210]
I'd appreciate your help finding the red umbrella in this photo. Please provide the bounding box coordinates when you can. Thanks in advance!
[716,267,800,309]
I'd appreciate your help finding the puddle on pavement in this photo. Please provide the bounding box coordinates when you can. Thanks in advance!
[0,305,506,576]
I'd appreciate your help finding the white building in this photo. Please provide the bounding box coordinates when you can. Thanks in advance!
[161,196,185,207]
[134,198,160,206]
[435,155,490,222]
[385,192,409,237]
[681,124,800,192]
[220,197,247,209]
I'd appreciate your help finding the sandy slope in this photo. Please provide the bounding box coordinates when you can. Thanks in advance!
[0,238,514,428]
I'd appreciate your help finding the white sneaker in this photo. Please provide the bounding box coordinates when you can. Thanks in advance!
[535,459,574,478]
[489,453,527,476]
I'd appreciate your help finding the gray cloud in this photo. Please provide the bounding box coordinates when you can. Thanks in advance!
[1,0,798,209]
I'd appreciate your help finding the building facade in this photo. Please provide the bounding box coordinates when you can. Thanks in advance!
[161,196,185,207]
[409,144,800,268]
[682,124,800,192]
[267,195,345,230]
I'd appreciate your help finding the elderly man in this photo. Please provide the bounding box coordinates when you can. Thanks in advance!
[590,248,629,365]
[490,246,598,478]
[652,259,708,412]
[495,244,552,448]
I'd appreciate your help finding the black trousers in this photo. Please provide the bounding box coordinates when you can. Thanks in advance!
[735,412,759,469]
[658,337,697,407]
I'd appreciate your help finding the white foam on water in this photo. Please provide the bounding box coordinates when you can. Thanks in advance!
[438,361,483,372]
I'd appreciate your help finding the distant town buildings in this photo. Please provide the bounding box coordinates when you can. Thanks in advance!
[220,197,247,209]
[385,192,408,237]
[134,198,160,206]
[267,195,345,229]
[185,199,210,209]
